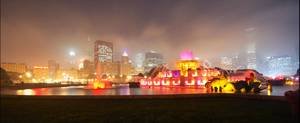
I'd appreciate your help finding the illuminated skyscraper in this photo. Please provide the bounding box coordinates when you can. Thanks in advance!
[94,40,113,63]
[120,51,134,75]
[94,40,114,78]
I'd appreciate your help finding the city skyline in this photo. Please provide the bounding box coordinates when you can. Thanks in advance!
[1,0,299,67]
[1,1,299,123]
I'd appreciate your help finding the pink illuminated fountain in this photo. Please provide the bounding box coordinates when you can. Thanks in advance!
[180,50,194,60]
[139,50,222,87]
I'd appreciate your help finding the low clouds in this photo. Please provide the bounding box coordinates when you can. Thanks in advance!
[1,0,299,67]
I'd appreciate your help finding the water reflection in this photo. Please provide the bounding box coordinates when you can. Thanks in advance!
[16,89,35,95]
[1,85,298,96]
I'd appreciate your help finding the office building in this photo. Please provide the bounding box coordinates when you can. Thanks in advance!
[144,51,164,72]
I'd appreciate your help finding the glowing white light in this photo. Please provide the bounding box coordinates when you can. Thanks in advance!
[69,51,76,56]
[122,51,128,56]
[78,62,84,69]
[126,75,132,80]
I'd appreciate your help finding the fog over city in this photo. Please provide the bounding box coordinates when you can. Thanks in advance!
[1,0,299,68]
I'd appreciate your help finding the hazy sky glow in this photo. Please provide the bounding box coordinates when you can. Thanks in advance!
[1,0,299,67]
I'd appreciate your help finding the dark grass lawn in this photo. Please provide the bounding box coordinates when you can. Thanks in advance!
[1,96,298,123]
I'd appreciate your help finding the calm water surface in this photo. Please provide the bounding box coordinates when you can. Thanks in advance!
[1,85,298,96]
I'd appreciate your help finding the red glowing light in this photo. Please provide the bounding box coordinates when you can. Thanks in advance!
[87,80,112,89]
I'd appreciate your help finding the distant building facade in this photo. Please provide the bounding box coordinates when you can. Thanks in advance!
[57,68,79,81]
[1,63,27,74]
[94,40,113,63]
[265,55,294,76]
[134,53,145,73]
[246,41,257,70]
[245,28,257,70]
[219,53,246,70]
[96,62,120,76]
[220,56,233,70]
[48,60,59,80]
[144,51,164,72]
[120,51,134,75]
[79,59,95,79]
[33,66,49,82]
[94,40,115,78]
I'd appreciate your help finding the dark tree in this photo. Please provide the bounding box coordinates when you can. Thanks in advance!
[0,68,13,87]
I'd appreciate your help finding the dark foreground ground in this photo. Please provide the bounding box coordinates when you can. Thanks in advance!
[1,94,298,123]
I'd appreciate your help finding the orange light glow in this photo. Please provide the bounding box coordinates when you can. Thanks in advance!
[33,66,48,69]
[153,80,160,86]
[192,71,198,77]
[197,79,202,85]
[162,80,170,86]
[185,79,195,85]
[173,80,180,85]
[176,60,200,76]
[140,79,147,85]
[147,80,152,85]
[93,82,105,89]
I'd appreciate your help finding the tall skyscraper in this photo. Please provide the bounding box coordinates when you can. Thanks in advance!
[94,40,113,63]
[120,51,134,75]
[94,40,118,78]
[144,51,164,72]
[245,27,257,70]
[247,42,257,69]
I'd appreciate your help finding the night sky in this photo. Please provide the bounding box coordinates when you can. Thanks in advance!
[1,0,299,68]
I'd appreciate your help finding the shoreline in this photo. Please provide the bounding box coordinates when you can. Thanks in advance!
[1,83,86,90]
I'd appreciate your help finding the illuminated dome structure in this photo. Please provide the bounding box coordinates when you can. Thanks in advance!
[140,51,221,86]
